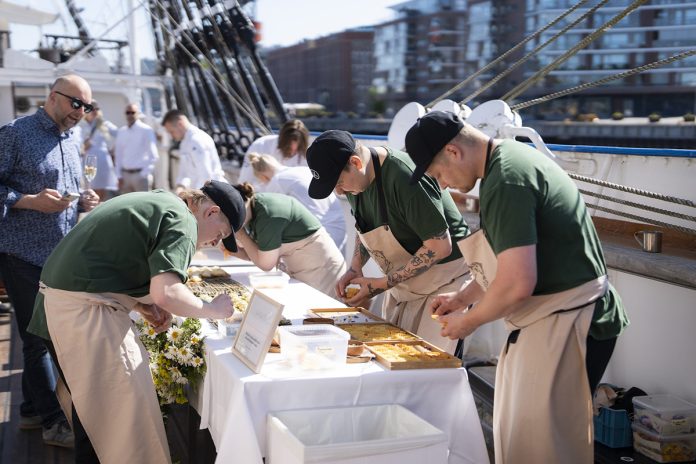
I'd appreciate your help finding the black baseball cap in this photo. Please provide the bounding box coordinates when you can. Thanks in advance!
[306,130,356,199]
[200,180,246,252]
[405,110,464,184]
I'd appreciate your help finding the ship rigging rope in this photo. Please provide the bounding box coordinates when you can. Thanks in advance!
[569,173,696,208]
[502,0,649,102]
[586,205,696,236]
[197,0,265,124]
[579,190,696,223]
[460,0,611,106]
[511,49,696,111]
[426,0,594,107]
[144,0,271,134]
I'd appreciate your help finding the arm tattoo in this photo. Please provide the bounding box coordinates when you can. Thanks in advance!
[351,235,370,268]
[386,246,440,288]
[358,243,370,266]
[367,282,385,298]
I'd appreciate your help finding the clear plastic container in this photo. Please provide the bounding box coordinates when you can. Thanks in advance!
[632,423,696,463]
[633,394,696,435]
[278,324,349,370]
[249,271,289,289]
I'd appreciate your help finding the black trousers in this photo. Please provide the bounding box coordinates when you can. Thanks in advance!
[585,334,617,394]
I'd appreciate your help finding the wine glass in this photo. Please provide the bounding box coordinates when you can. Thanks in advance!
[84,154,97,189]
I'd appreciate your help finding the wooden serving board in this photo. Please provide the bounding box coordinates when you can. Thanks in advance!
[336,322,420,343]
[365,340,462,370]
[310,307,385,324]
[187,276,251,313]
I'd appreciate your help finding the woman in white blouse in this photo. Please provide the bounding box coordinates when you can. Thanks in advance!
[237,119,310,190]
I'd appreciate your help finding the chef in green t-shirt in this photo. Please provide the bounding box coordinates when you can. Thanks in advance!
[405,111,629,463]
[305,130,473,353]
[228,182,346,298]
[28,181,246,464]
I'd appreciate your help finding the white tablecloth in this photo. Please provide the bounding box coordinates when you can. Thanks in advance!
[192,255,489,464]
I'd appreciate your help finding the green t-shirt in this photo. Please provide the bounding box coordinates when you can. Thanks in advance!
[29,190,198,339]
[346,148,469,264]
[480,140,628,339]
[247,192,321,251]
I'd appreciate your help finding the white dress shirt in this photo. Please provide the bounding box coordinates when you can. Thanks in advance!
[238,134,307,191]
[265,166,347,253]
[114,119,159,177]
[176,125,227,189]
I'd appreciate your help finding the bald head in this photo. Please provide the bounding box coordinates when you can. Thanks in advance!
[125,103,140,126]
[46,74,92,133]
[51,74,90,94]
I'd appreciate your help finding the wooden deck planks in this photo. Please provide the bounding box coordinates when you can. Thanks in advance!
[0,310,73,464]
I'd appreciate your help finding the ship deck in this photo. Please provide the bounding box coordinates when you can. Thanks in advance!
[0,306,72,464]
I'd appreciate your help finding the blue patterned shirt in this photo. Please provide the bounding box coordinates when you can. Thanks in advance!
[0,108,83,266]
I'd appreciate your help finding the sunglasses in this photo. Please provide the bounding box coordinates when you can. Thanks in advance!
[125,111,136,115]
[54,90,94,113]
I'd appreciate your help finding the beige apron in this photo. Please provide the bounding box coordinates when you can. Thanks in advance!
[458,231,607,464]
[40,284,171,464]
[278,228,346,299]
[356,148,472,353]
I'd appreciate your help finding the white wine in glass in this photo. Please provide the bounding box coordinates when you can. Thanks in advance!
[84,154,98,188]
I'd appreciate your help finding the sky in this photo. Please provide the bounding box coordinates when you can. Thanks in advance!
[6,0,401,59]
[255,0,399,47]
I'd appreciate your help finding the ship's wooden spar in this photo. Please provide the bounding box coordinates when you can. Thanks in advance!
[147,0,289,163]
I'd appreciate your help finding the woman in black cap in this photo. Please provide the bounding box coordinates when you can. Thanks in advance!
[228,182,346,298]
[27,181,245,463]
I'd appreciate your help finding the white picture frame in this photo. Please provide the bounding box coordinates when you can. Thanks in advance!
[231,289,285,373]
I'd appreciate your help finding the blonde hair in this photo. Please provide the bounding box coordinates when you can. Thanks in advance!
[248,152,283,178]
[178,189,213,212]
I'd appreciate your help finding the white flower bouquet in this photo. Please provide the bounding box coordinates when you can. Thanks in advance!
[136,317,206,406]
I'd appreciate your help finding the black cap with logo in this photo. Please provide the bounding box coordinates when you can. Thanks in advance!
[405,110,464,184]
[200,180,246,252]
[306,130,356,199]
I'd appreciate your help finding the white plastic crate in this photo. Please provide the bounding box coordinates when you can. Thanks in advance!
[267,404,448,464]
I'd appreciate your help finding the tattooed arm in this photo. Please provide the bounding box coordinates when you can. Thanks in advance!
[345,229,453,301]
[386,229,452,288]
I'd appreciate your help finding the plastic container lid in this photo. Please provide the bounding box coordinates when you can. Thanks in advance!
[281,324,350,340]
[633,395,696,415]
[632,422,696,441]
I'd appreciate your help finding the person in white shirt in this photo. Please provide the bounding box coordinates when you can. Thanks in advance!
[114,103,159,193]
[161,109,227,192]
[82,101,119,200]
[248,153,346,254]
[237,119,309,190]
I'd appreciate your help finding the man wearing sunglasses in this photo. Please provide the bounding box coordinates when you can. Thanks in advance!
[0,74,100,449]
[114,103,159,193]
